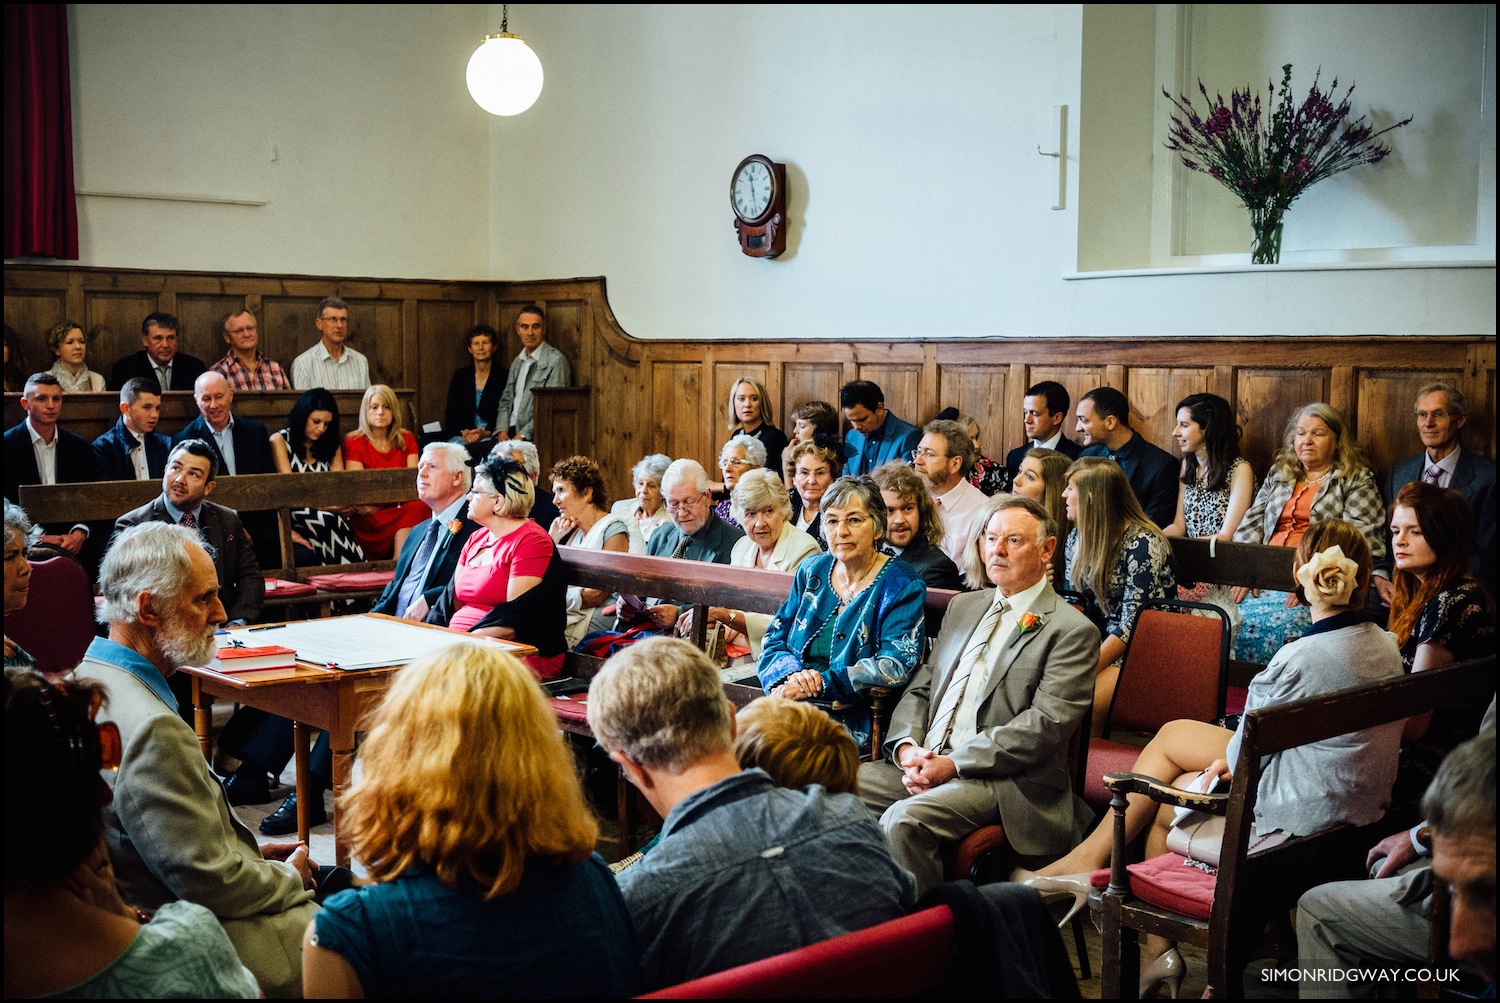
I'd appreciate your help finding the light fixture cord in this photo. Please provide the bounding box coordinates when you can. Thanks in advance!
[500,5,508,33]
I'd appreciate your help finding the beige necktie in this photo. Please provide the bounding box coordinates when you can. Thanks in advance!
[927,598,1007,752]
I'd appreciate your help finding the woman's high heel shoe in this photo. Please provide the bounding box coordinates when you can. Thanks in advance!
[1009,868,1092,929]
[1139,947,1185,999]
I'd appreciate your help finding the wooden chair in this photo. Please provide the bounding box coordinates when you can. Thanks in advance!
[1098,656,1495,998]
[1085,599,1229,812]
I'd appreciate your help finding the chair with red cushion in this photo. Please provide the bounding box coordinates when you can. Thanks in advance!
[1084,599,1229,812]
[6,556,95,676]
[638,906,956,999]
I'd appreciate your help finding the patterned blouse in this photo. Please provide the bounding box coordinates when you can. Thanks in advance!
[968,452,1009,496]
[1065,525,1176,646]
[1183,457,1249,538]
[1394,580,1496,803]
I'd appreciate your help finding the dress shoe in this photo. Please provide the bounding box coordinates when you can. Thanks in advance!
[1010,868,1093,928]
[1139,947,1185,999]
[259,791,327,836]
[222,769,273,806]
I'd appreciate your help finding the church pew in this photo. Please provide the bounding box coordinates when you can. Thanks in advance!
[18,467,419,613]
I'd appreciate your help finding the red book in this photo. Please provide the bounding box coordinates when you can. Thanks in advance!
[210,644,298,673]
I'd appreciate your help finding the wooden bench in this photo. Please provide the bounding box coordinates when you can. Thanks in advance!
[19,467,419,614]
[1099,655,1497,998]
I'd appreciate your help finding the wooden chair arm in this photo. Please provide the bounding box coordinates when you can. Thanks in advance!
[1101,771,1229,814]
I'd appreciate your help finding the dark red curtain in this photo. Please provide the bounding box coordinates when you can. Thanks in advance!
[4,4,79,259]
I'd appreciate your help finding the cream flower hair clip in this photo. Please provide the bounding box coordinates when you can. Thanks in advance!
[1295,544,1359,607]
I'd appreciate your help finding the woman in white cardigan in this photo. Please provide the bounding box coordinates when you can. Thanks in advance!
[683,469,820,660]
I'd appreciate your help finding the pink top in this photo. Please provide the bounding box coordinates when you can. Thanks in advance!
[448,520,555,633]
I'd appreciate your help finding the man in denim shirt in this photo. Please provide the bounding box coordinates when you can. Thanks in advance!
[588,637,916,991]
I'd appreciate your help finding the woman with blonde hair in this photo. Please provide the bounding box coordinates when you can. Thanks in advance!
[726,376,789,478]
[1063,457,1175,733]
[45,320,106,392]
[302,643,635,997]
[1232,402,1383,663]
[1022,519,1402,996]
[342,384,428,558]
[1009,447,1073,591]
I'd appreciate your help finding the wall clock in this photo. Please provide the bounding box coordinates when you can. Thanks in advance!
[730,154,787,258]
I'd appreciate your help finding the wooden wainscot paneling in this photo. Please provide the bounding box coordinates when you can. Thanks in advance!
[9,268,1494,509]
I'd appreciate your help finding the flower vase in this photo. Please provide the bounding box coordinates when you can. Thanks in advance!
[1249,206,1284,265]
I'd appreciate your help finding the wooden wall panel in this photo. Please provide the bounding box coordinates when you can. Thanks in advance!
[1129,367,1213,453]
[175,293,246,367]
[1235,370,1329,476]
[780,363,844,428]
[650,362,708,469]
[4,290,69,380]
[937,365,1009,440]
[415,300,481,433]
[83,292,161,373]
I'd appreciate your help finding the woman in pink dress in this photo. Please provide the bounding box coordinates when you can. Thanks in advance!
[428,455,567,679]
[342,384,428,559]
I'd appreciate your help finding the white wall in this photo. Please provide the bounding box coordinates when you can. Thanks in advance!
[29,4,1498,340]
[64,4,492,279]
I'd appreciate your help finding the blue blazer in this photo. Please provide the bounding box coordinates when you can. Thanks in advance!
[92,417,171,481]
[759,553,926,752]
[845,412,922,477]
[173,414,275,476]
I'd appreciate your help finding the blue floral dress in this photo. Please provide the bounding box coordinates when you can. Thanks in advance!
[759,553,927,754]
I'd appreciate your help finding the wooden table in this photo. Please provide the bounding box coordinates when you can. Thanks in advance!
[180,613,535,866]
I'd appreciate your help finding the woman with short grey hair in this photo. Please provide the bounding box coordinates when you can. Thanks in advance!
[610,453,672,551]
[4,501,38,669]
[714,434,768,527]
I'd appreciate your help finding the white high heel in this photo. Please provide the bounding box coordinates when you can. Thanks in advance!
[1139,947,1185,999]
[1009,867,1092,928]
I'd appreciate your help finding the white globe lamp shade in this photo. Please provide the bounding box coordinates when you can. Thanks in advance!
[466,34,544,116]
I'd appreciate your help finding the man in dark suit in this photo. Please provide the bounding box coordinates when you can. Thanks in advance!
[872,460,965,593]
[3,372,96,557]
[173,370,277,566]
[1376,382,1496,598]
[1004,380,1084,471]
[858,495,1099,894]
[171,371,275,477]
[92,377,171,481]
[255,440,486,836]
[1075,386,1179,528]
[371,441,480,619]
[107,312,207,391]
[111,439,264,626]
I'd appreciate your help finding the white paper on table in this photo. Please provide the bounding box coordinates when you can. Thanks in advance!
[242,616,495,671]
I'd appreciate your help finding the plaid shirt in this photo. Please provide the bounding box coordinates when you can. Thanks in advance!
[211,351,291,391]
[1235,463,1387,560]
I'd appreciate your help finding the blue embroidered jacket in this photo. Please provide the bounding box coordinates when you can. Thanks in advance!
[759,553,926,752]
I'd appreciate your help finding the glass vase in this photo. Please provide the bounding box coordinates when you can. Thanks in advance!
[1249,206,1284,265]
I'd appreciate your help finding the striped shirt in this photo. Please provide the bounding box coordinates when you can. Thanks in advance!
[290,342,370,391]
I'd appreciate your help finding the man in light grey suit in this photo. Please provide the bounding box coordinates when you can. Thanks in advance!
[74,522,318,997]
[859,494,1099,894]
[494,304,571,441]
[1376,382,1496,598]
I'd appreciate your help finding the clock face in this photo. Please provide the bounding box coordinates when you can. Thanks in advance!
[732,159,775,222]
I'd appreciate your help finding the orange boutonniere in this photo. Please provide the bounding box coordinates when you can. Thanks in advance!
[447,520,462,535]
[1017,612,1043,635]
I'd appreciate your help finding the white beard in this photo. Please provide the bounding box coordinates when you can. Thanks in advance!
[158,608,218,669]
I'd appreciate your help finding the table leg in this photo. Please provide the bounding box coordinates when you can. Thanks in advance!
[330,740,356,868]
[192,679,214,763]
[293,722,311,845]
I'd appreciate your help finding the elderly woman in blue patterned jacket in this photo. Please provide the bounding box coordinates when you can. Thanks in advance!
[759,476,927,754]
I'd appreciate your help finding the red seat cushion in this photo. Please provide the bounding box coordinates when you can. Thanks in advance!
[1224,685,1249,717]
[305,570,396,592]
[943,824,1007,880]
[1090,851,1215,921]
[550,697,589,723]
[264,577,318,597]
[1084,740,1141,809]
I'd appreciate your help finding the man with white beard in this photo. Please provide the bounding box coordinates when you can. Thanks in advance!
[74,523,319,998]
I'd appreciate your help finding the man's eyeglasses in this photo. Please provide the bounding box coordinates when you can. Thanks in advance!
[1414,409,1452,422]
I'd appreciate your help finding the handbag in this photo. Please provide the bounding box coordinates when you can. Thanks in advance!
[1165,770,1289,868]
